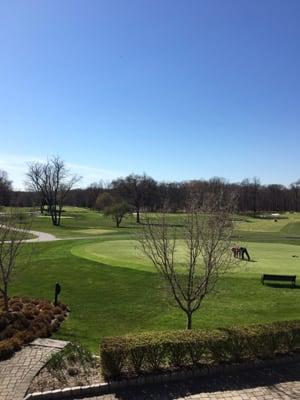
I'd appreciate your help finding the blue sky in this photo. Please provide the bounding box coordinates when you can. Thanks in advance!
[0,0,299,189]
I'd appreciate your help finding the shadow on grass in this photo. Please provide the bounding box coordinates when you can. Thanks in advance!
[264,283,300,289]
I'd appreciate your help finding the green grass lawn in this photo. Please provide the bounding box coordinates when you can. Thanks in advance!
[6,208,300,352]
[71,239,300,275]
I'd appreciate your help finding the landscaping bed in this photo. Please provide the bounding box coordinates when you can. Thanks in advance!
[0,296,68,360]
[27,343,101,394]
[25,321,300,396]
[28,359,101,393]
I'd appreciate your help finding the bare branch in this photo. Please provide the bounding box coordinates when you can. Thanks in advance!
[26,157,81,226]
[0,211,31,312]
[137,193,236,329]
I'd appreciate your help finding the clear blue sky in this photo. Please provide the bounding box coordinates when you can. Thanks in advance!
[0,0,299,189]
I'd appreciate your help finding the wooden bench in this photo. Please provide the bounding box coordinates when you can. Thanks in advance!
[261,274,296,287]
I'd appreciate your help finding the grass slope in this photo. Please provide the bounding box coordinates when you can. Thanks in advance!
[6,208,300,352]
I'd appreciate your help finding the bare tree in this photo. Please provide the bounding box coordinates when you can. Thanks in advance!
[111,174,157,223]
[138,194,235,329]
[0,170,12,206]
[0,212,30,312]
[26,157,80,226]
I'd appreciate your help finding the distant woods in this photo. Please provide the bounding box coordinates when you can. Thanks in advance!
[2,170,300,214]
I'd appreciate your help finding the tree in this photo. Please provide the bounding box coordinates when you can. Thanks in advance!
[112,174,157,223]
[95,192,132,227]
[95,192,114,211]
[103,200,132,228]
[138,193,235,329]
[291,179,300,212]
[0,212,30,312]
[26,157,80,226]
[0,170,12,206]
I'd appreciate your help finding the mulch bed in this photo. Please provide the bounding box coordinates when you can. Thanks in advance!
[28,356,102,393]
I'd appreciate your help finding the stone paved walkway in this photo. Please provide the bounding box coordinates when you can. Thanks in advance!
[0,338,68,400]
[73,361,300,400]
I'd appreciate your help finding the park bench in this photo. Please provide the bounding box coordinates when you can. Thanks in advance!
[261,274,296,287]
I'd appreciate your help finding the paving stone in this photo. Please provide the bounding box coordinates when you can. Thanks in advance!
[0,339,67,400]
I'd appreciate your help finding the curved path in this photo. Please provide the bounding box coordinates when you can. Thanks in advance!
[2,225,58,243]
[23,229,58,243]
[0,338,68,400]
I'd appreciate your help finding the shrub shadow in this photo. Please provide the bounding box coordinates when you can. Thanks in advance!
[263,283,300,289]
[88,361,300,400]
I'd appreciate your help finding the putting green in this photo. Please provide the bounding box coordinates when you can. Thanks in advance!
[71,239,300,276]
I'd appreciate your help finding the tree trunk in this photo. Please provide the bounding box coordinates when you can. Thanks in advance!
[186,312,192,329]
[50,205,60,226]
[50,210,56,226]
[57,206,62,226]
[136,208,140,224]
[2,287,9,312]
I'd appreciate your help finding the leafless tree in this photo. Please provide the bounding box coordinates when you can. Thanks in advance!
[291,179,300,212]
[0,212,30,312]
[138,193,235,329]
[111,174,157,223]
[0,170,12,206]
[26,157,81,226]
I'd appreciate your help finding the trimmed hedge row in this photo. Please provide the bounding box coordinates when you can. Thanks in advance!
[100,320,300,380]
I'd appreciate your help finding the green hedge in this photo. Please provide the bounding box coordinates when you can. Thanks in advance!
[100,320,300,380]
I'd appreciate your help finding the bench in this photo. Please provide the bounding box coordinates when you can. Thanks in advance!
[261,274,296,287]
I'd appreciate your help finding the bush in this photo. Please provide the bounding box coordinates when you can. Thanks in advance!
[100,320,300,380]
[0,296,68,360]
[0,339,14,360]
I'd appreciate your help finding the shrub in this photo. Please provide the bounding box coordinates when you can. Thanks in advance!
[0,296,68,359]
[100,320,300,380]
[0,339,14,360]
[101,337,128,379]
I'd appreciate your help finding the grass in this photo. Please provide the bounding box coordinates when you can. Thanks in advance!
[5,208,300,352]
[0,229,34,240]
[71,239,300,275]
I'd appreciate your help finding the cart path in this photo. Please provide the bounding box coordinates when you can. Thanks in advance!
[2,225,58,242]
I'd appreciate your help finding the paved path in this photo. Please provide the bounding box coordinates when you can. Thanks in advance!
[3,226,96,243]
[22,228,58,242]
[73,361,300,400]
[2,225,58,243]
[0,339,68,400]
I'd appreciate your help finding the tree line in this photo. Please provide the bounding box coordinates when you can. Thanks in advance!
[1,162,300,217]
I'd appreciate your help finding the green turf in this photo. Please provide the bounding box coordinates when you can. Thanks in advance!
[71,239,300,275]
[5,208,300,353]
